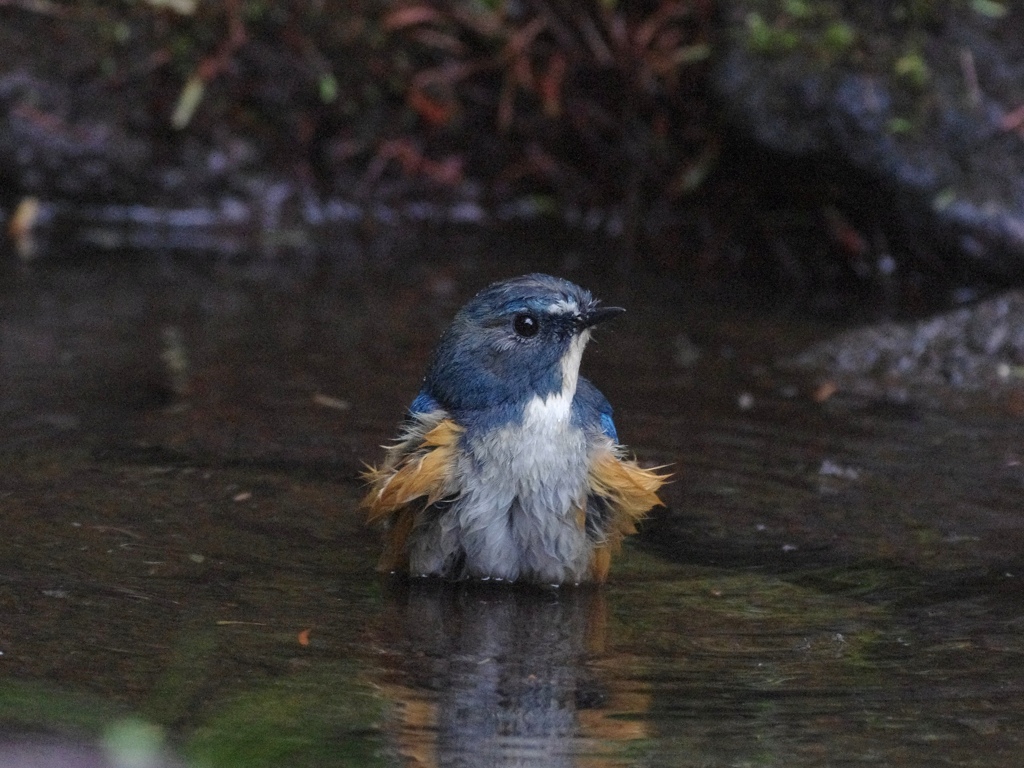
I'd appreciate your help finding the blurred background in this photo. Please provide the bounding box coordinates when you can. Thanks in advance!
[1,2,1024,767]
[2,0,1023,307]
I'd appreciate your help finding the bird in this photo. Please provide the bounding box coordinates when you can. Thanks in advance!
[361,273,668,585]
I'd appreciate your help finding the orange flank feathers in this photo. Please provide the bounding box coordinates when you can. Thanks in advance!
[362,414,668,582]
[586,448,670,582]
[361,416,464,572]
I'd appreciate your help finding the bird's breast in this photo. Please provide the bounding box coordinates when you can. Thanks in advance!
[462,393,590,510]
[452,396,593,582]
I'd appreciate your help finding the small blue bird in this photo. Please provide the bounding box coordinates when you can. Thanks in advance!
[363,274,667,585]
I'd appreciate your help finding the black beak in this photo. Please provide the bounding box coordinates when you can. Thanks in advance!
[579,305,626,330]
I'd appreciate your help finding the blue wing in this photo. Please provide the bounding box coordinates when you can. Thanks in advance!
[409,388,443,416]
[574,378,619,444]
[599,411,618,444]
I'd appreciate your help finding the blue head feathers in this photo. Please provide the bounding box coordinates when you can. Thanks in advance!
[417,274,624,418]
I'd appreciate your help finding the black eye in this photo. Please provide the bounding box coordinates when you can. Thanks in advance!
[513,313,539,338]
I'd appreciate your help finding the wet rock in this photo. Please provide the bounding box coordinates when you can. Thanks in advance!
[713,0,1024,277]
[792,290,1024,393]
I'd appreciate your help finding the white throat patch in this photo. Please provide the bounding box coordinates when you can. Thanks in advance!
[524,329,591,427]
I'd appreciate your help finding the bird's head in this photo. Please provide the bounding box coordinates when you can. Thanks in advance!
[422,274,624,415]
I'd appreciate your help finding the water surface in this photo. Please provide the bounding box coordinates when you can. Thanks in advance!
[0,227,1021,766]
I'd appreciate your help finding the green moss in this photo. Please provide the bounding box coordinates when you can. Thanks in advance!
[0,680,126,733]
[783,0,813,19]
[887,116,915,134]
[186,663,391,768]
[319,73,339,104]
[822,21,856,51]
[969,0,1007,18]
[745,12,800,55]
[894,51,930,88]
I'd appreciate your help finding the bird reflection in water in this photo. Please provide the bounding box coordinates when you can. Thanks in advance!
[370,579,648,767]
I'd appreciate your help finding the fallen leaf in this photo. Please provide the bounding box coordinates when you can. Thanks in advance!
[813,381,838,403]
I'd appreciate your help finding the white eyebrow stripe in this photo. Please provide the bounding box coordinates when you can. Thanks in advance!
[546,298,580,316]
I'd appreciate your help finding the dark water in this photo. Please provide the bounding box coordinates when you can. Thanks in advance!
[0,226,1022,767]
